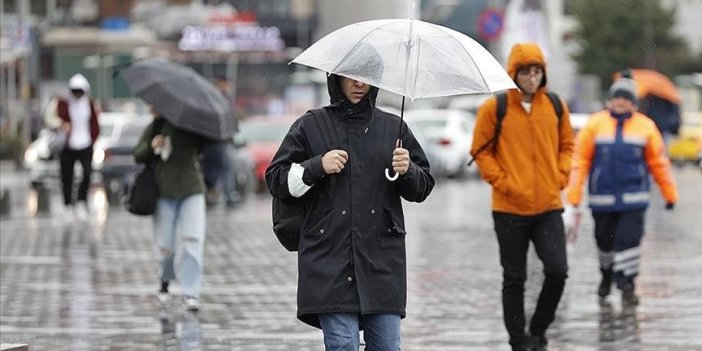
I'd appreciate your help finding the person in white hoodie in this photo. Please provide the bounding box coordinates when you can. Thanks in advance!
[50,74,101,220]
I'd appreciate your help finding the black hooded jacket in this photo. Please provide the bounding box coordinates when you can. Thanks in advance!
[265,74,434,328]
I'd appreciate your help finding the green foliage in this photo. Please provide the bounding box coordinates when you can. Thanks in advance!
[569,0,694,87]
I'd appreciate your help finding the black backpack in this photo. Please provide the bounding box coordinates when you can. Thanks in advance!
[272,108,337,252]
[468,91,563,166]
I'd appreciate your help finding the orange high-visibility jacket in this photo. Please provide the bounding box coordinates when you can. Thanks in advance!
[471,43,575,215]
[566,110,678,210]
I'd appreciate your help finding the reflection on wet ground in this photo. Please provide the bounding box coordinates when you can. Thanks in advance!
[159,310,202,351]
[1,167,701,350]
[598,300,640,349]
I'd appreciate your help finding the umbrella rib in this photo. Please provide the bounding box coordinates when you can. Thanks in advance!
[410,36,422,99]
[329,20,401,76]
[435,26,492,93]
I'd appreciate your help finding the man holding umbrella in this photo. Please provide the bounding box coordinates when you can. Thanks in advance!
[266,44,434,349]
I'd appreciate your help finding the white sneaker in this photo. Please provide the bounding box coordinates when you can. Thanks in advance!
[74,203,89,222]
[184,296,199,312]
[62,205,75,224]
[157,292,171,307]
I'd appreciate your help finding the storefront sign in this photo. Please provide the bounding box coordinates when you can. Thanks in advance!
[178,25,285,52]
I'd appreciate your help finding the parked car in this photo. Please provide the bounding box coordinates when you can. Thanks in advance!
[236,115,297,191]
[668,123,702,167]
[404,109,475,178]
[97,118,151,204]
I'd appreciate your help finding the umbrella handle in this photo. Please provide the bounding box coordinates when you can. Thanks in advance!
[385,168,399,181]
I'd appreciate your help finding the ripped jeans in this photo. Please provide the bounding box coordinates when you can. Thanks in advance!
[154,194,206,298]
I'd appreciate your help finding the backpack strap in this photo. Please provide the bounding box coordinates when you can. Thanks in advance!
[310,108,338,149]
[467,92,507,166]
[309,108,338,193]
[545,91,564,122]
[492,92,508,154]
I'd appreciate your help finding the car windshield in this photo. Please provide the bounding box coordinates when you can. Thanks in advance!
[238,122,290,143]
[99,125,114,137]
[116,124,148,147]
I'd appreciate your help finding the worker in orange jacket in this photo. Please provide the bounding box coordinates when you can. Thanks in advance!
[565,70,678,306]
[471,43,575,351]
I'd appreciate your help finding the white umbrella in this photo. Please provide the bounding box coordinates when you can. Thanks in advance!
[291,18,516,180]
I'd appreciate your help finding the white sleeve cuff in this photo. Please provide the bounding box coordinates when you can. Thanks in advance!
[288,163,312,197]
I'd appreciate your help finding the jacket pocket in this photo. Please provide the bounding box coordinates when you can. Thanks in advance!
[302,209,333,238]
[377,207,406,249]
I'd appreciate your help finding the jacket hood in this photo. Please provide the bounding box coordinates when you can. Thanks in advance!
[68,73,91,92]
[327,73,379,110]
[506,43,547,89]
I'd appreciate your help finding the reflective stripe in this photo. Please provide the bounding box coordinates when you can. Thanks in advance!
[622,191,650,204]
[599,250,614,268]
[288,163,312,198]
[614,259,639,272]
[614,247,641,263]
[595,136,615,144]
[623,136,647,147]
[589,194,616,206]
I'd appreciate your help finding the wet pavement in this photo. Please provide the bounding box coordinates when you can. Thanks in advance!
[1,164,701,350]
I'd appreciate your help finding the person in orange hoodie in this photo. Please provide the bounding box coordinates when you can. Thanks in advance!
[565,70,678,306]
[470,43,574,351]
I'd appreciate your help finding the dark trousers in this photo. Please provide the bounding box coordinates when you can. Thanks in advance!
[493,210,568,348]
[592,210,645,290]
[60,146,93,206]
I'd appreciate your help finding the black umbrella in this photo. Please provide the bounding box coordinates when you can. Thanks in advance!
[119,59,237,140]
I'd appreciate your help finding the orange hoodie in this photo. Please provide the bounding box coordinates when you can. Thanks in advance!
[470,43,575,215]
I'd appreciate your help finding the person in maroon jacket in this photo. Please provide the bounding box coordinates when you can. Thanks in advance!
[56,73,100,220]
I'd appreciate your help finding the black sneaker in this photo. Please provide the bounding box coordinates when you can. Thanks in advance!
[530,335,548,351]
[622,288,639,306]
[510,334,532,351]
[598,269,612,297]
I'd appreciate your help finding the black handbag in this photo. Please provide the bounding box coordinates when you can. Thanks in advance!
[124,163,158,216]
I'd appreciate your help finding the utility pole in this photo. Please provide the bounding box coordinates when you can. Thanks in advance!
[16,0,31,148]
[643,0,656,69]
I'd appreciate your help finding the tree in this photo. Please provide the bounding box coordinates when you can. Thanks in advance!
[569,0,696,87]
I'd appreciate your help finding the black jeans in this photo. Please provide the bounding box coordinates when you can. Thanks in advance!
[493,210,568,348]
[60,146,93,206]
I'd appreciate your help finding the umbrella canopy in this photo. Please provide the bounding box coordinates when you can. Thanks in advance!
[291,18,516,100]
[614,69,681,104]
[119,59,237,140]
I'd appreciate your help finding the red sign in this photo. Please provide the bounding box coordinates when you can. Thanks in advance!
[477,8,504,41]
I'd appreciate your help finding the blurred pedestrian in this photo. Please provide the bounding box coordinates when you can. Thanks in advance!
[266,67,434,348]
[470,43,574,351]
[133,107,209,312]
[200,77,238,207]
[46,74,100,222]
[565,71,678,306]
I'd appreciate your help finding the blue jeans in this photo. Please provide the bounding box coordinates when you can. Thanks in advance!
[318,313,401,351]
[154,194,206,298]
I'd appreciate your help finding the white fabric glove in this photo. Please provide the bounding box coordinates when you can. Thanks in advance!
[563,204,582,244]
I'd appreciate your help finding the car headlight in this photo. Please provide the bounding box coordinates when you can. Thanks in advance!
[93,149,105,165]
[24,148,38,163]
